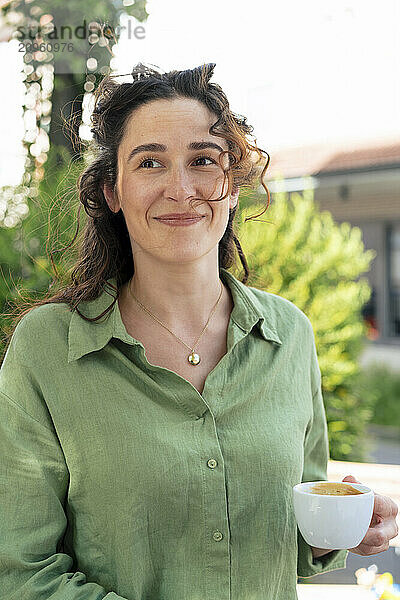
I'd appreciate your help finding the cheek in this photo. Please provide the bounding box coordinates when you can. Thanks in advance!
[119,182,154,218]
[211,199,230,223]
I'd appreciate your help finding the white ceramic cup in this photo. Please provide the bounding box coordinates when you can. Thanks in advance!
[293,480,374,549]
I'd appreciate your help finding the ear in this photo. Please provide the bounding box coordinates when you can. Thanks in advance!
[103,182,121,214]
[229,185,239,210]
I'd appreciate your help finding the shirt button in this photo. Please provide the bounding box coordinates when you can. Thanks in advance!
[207,459,218,469]
[212,530,223,542]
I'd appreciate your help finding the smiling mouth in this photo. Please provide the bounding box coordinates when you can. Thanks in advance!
[154,216,205,225]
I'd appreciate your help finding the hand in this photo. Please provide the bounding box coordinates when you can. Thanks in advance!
[342,475,399,555]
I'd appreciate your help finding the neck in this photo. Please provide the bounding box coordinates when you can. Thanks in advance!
[120,255,231,337]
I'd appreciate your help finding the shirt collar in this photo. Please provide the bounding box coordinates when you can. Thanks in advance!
[68,268,282,363]
[221,269,282,346]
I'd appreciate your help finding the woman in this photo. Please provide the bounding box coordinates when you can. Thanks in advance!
[0,63,397,600]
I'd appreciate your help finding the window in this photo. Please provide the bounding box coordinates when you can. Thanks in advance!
[362,287,379,340]
[388,224,400,337]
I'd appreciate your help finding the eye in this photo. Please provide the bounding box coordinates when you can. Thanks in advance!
[138,156,162,169]
[193,155,216,166]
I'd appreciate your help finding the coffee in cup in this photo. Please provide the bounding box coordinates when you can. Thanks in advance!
[310,482,364,496]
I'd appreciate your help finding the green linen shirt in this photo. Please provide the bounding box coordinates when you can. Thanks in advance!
[0,267,347,600]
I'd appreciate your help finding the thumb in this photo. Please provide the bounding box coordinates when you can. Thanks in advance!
[342,474,362,484]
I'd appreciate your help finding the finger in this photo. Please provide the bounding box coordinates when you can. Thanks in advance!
[373,494,399,519]
[342,475,362,484]
[350,540,390,556]
[362,521,398,547]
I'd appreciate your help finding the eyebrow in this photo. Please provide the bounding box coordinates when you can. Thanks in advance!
[127,141,225,162]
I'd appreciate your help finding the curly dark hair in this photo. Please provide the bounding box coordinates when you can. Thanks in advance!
[1,62,270,364]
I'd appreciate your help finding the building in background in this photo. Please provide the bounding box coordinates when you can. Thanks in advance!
[266,137,400,372]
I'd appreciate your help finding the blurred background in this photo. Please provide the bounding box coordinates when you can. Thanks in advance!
[0,0,399,596]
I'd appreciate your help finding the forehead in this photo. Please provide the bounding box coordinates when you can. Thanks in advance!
[120,97,228,152]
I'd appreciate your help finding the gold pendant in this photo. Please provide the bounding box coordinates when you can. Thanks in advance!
[188,352,200,365]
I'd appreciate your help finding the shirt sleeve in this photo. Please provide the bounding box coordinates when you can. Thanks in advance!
[0,327,129,599]
[296,328,348,578]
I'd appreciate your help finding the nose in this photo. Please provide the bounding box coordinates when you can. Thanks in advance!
[163,164,198,202]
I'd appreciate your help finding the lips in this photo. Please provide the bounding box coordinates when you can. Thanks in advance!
[155,214,204,220]
[154,214,205,227]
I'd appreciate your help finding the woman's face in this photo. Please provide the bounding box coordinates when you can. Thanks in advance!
[103,97,239,266]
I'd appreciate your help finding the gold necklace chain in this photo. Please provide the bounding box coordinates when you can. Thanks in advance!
[127,278,224,366]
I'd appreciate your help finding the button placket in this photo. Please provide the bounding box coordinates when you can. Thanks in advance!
[194,411,230,595]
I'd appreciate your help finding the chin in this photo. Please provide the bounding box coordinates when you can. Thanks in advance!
[154,248,211,264]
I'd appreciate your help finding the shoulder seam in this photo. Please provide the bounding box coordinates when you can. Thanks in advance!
[0,389,55,434]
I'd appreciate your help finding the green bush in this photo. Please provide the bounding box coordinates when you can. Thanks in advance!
[232,184,376,461]
[350,365,400,430]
